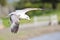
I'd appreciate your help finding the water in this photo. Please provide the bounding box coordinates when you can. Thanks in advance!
[28,32,60,40]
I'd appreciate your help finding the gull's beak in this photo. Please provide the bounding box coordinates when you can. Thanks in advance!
[27,18,31,20]
[28,18,31,20]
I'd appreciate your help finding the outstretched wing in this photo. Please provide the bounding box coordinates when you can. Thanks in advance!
[10,14,20,33]
[23,8,45,14]
[15,8,45,15]
[11,22,19,33]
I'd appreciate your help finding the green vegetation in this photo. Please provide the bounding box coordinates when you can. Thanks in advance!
[0,35,6,40]
[2,18,10,28]
[0,0,7,6]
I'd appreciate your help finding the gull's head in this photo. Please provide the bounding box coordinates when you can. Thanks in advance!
[20,14,30,20]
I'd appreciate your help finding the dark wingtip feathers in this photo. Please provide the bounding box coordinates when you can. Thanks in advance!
[11,23,19,33]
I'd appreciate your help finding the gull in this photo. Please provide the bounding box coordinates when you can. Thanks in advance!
[9,8,45,33]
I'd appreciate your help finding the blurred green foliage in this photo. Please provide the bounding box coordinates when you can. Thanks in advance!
[13,0,60,17]
[0,0,60,27]
[0,0,7,6]
[1,18,10,27]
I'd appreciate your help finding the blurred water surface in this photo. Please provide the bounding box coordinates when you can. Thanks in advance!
[28,32,60,40]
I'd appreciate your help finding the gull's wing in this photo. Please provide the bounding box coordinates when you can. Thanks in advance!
[13,8,45,19]
[11,22,19,33]
[15,8,45,14]
[23,8,45,14]
[10,14,20,33]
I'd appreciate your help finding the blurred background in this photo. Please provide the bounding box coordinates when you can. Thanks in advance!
[0,0,60,40]
[0,0,60,27]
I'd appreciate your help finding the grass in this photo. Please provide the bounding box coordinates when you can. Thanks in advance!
[1,18,10,28]
[0,35,6,40]
[0,37,5,40]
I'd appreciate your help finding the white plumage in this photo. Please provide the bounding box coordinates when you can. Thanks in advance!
[9,8,44,33]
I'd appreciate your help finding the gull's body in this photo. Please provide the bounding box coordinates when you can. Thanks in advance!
[9,8,44,33]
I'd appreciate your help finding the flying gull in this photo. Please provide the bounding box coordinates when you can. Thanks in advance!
[9,8,44,33]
